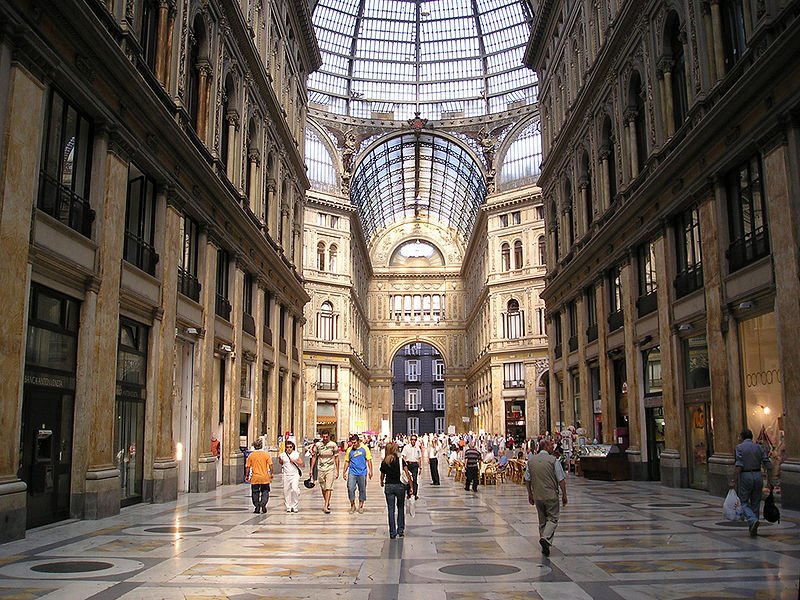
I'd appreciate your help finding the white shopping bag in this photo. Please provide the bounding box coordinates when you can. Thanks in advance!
[723,489,742,521]
[406,495,416,517]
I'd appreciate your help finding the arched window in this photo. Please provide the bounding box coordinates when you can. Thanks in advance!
[538,236,546,266]
[665,13,688,130]
[328,244,338,272]
[581,151,593,229]
[318,301,336,341]
[187,16,209,136]
[501,242,511,271]
[317,242,326,271]
[628,71,647,175]
[513,240,523,269]
[505,299,524,339]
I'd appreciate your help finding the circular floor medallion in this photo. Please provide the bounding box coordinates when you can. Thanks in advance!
[439,563,520,576]
[144,526,202,533]
[122,524,223,536]
[31,561,113,574]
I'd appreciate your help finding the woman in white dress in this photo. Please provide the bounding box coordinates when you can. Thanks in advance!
[278,439,304,512]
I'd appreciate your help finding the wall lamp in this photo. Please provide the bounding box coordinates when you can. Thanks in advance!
[738,301,754,310]
[759,404,771,415]
[219,344,233,353]
[678,323,693,331]
[186,327,200,335]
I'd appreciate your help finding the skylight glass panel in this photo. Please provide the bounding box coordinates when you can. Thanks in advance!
[305,128,338,191]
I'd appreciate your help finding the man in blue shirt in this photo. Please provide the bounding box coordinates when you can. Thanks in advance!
[344,434,373,513]
[731,429,773,537]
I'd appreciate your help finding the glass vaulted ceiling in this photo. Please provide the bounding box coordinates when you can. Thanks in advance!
[309,0,537,120]
[351,134,486,243]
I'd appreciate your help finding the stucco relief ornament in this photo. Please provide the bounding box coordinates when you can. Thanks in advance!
[406,112,430,132]
[340,132,357,194]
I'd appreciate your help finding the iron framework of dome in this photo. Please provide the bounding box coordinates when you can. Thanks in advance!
[308,0,537,121]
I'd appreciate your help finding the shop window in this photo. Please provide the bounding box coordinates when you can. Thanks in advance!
[739,313,782,450]
[683,334,710,389]
[643,346,663,395]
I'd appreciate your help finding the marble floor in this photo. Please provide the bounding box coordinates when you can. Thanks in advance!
[0,469,798,600]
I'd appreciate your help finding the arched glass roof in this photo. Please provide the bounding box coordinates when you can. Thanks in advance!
[309,0,537,120]
[351,133,486,242]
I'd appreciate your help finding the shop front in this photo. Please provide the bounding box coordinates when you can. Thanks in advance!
[683,334,712,490]
[505,400,526,442]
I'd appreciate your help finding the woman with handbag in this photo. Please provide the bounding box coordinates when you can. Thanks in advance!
[379,442,413,539]
[278,439,304,513]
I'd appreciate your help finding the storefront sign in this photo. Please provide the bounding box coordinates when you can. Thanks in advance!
[24,372,74,390]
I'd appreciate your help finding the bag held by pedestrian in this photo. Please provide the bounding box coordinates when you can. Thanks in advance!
[303,477,315,489]
[763,491,780,523]
[723,489,742,521]
[399,456,409,485]
[406,494,416,517]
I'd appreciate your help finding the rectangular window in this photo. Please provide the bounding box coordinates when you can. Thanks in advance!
[240,363,252,399]
[727,155,769,271]
[124,165,158,275]
[571,370,581,425]
[38,88,94,236]
[535,206,545,220]
[643,346,663,396]
[684,334,710,390]
[586,286,598,342]
[406,389,420,410]
[434,388,445,411]
[433,359,444,381]
[637,240,658,316]
[536,307,545,336]
[608,266,623,331]
[216,250,231,320]
[243,273,254,315]
[675,206,703,298]
[318,364,337,390]
[503,362,525,388]
[568,301,578,352]
[499,214,508,228]
[511,211,521,225]
[178,214,201,301]
[406,359,420,381]
[407,416,419,435]
[553,311,562,358]
[434,416,445,434]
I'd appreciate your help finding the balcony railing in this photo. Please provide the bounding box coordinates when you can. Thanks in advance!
[503,379,525,389]
[243,312,256,336]
[215,294,232,320]
[586,323,598,343]
[317,381,337,391]
[123,231,159,276]
[608,310,624,331]
[674,264,703,298]
[728,226,769,272]
[38,171,94,237]
[636,292,658,317]
[177,266,201,302]
[568,335,578,352]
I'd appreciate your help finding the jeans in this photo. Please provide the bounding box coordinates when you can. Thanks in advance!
[347,474,367,502]
[465,465,479,491]
[384,483,406,536]
[251,483,270,509]
[739,471,763,524]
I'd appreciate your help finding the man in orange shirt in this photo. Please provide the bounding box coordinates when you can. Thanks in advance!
[245,438,273,513]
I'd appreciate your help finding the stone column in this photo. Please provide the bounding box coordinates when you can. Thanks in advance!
[84,130,129,519]
[595,278,613,444]
[223,258,245,484]
[248,149,260,214]
[164,6,176,91]
[576,296,591,427]
[658,58,675,138]
[620,256,644,478]
[578,177,590,236]
[763,133,800,509]
[709,1,726,79]
[266,179,276,237]
[654,225,684,487]
[625,108,639,179]
[0,63,44,542]
[155,0,170,85]
[151,193,181,502]
[194,224,218,492]
[699,186,738,496]
[225,111,238,182]
[599,146,611,211]
[196,61,212,143]
[281,204,290,253]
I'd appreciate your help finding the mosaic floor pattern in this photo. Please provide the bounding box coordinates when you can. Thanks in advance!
[0,468,798,599]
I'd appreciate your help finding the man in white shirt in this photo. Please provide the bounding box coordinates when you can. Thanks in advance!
[401,435,423,499]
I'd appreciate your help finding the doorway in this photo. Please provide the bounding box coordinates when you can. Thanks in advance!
[645,406,665,481]
[174,342,194,492]
[686,402,712,489]
[21,388,74,529]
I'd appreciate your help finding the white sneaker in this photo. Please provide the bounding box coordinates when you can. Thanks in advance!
[292,507,299,513]
[286,508,292,513]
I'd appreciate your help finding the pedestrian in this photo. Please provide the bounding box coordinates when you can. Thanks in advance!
[525,438,568,556]
[244,438,272,514]
[380,442,412,539]
[278,439,304,513]
[463,441,482,492]
[731,428,774,537]
[428,435,441,486]
[401,434,423,498]
[344,434,373,513]
[310,430,340,513]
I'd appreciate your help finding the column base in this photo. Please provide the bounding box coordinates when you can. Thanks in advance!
[151,460,178,504]
[191,456,217,493]
[708,453,735,498]
[780,459,800,511]
[659,450,687,488]
[223,453,245,485]
[0,480,27,542]
[84,468,120,519]
[626,447,648,481]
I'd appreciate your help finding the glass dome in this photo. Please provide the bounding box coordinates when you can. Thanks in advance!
[309,0,537,121]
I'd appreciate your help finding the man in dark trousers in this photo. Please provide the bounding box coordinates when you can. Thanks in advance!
[526,439,567,556]
[463,441,482,492]
[731,428,773,537]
